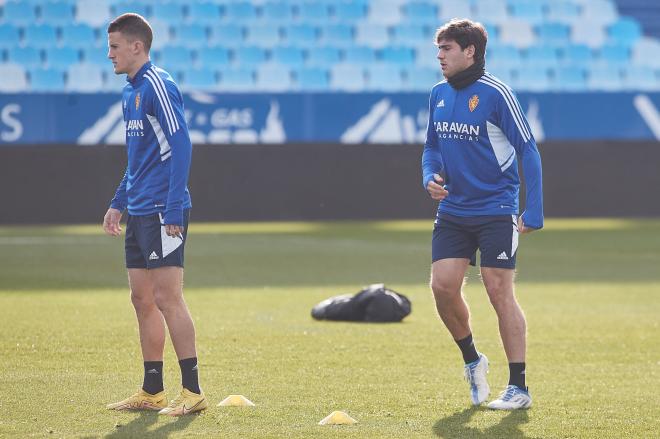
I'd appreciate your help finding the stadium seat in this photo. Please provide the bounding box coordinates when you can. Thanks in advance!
[295,67,329,90]
[255,63,293,91]
[233,46,267,67]
[333,1,367,22]
[499,20,536,48]
[365,1,401,25]
[8,47,42,69]
[571,22,606,48]
[296,2,331,23]
[60,24,97,49]
[365,65,404,91]
[509,1,545,25]
[402,67,442,91]
[439,0,472,21]
[607,18,642,45]
[0,24,20,49]
[587,66,624,91]
[355,24,390,48]
[536,23,571,47]
[283,24,318,47]
[402,2,439,25]
[486,65,514,85]
[473,0,509,24]
[187,3,221,24]
[330,63,366,91]
[552,67,587,91]
[218,67,256,91]
[595,44,631,67]
[580,0,619,25]
[381,47,415,65]
[83,47,111,67]
[40,2,74,26]
[546,1,580,24]
[512,66,551,91]
[173,24,208,48]
[320,24,354,46]
[180,68,217,90]
[305,46,341,68]
[1,2,37,26]
[245,25,283,48]
[104,71,128,92]
[224,2,258,22]
[158,46,194,71]
[149,20,173,50]
[209,24,245,46]
[46,47,80,70]
[29,67,65,92]
[0,63,28,92]
[151,3,183,24]
[24,24,58,49]
[75,0,111,27]
[391,24,428,46]
[560,44,593,67]
[197,46,230,69]
[66,63,104,92]
[344,46,377,66]
[487,45,522,67]
[622,66,659,90]
[112,2,149,19]
[271,47,305,67]
[524,45,559,68]
[262,2,293,22]
[631,38,660,67]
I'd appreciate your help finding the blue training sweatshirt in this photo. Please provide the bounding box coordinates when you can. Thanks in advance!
[422,72,544,229]
[109,61,192,226]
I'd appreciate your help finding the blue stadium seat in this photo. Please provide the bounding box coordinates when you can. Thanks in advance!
[366,65,403,91]
[83,47,110,66]
[197,46,230,68]
[158,46,194,71]
[0,24,20,49]
[622,66,658,90]
[8,47,42,69]
[487,45,522,67]
[536,23,570,46]
[271,47,305,67]
[24,24,58,48]
[112,2,149,18]
[151,3,183,24]
[149,21,173,50]
[2,2,37,26]
[392,24,427,46]
[255,63,293,91]
[333,1,367,22]
[330,63,365,91]
[439,0,472,20]
[283,24,317,47]
[402,2,438,25]
[561,44,593,67]
[296,2,331,23]
[295,67,329,90]
[403,67,442,91]
[381,47,415,66]
[512,66,551,91]
[355,24,389,48]
[209,24,245,46]
[180,68,217,90]
[61,24,97,49]
[0,63,28,92]
[320,24,354,46]
[473,0,509,24]
[509,1,545,25]
[580,0,619,25]
[596,44,631,67]
[187,3,221,24]
[587,66,623,91]
[29,67,65,92]
[262,2,293,21]
[75,0,111,27]
[46,47,80,70]
[365,1,401,25]
[546,1,580,24]
[173,24,208,47]
[499,20,536,48]
[552,67,587,91]
[218,67,255,91]
[104,71,128,92]
[487,65,514,85]
[571,22,606,48]
[245,25,282,48]
[524,45,559,68]
[233,46,267,66]
[631,38,660,68]
[607,18,642,45]
[66,63,104,92]
[224,2,258,22]
[305,46,341,68]
[344,46,377,66]
[40,2,74,25]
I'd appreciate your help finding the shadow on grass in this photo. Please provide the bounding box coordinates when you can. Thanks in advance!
[433,406,535,439]
[103,411,197,439]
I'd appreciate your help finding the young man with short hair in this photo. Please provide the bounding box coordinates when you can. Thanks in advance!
[102,13,207,416]
[422,18,543,410]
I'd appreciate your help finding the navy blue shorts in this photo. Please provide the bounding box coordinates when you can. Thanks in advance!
[432,213,518,269]
[125,210,189,269]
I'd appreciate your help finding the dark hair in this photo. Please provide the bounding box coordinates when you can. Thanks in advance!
[107,13,153,52]
[435,19,488,63]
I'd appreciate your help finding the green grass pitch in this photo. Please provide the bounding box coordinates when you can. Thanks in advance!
[0,219,658,438]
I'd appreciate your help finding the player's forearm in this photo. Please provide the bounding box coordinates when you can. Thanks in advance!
[110,168,128,210]
[521,148,543,229]
[164,136,192,226]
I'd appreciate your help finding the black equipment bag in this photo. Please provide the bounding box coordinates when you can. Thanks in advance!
[311,283,411,322]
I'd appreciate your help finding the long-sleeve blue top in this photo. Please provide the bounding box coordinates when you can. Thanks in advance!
[422,72,543,229]
[109,61,192,226]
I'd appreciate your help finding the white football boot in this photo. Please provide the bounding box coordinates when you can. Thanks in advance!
[464,353,490,405]
[487,385,532,410]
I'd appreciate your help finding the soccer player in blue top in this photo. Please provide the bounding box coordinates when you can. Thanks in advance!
[422,19,543,410]
[102,13,207,416]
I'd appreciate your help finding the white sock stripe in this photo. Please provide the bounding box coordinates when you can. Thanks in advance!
[480,75,530,141]
[144,73,174,135]
[482,75,531,141]
[479,76,531,142]
[145,69,178,135]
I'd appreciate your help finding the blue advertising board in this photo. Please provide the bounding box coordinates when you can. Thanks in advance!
[1,92,659,144]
